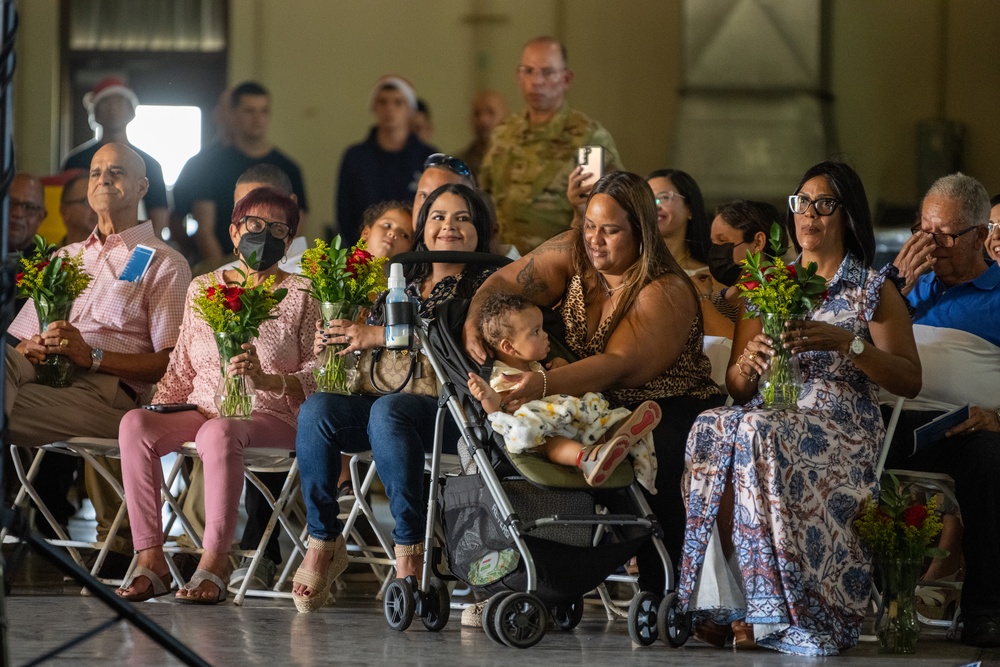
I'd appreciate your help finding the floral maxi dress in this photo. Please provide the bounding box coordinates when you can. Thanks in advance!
[678,255,899,656]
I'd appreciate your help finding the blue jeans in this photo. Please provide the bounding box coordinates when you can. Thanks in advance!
[296,391,458,546]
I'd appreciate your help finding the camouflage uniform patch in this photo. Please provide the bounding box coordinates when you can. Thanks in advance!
[479,104,622,254]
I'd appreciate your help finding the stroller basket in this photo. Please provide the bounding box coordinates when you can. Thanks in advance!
[442,474,650,606]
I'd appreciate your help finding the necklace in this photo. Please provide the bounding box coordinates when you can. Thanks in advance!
[597,272,629,298]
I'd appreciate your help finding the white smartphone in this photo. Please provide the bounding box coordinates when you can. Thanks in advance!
[577,145,604,183]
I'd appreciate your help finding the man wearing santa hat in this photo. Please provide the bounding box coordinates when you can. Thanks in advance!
[62,76,169,238]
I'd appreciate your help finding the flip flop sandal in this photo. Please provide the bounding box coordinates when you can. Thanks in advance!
[292,535,349,613]
[579,436,631,486]
[176,568,228,605]
[115,566,172,603]
[607,401,662,450]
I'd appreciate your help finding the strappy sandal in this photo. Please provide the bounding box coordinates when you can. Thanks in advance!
[732,620,757,650]
[292,535,348,613]
[578,436,632,486]
[607,400,662,446]
[176,568,228,605]
[115,566,172,603]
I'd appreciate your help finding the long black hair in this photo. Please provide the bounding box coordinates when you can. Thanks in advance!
[786,161,875,267]
[647,168,711,264]
[404,183,496,291]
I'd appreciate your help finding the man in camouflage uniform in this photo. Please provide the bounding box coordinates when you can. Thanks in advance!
[479,37,622,254]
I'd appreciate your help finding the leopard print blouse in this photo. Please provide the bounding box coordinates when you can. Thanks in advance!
[559,274,720,407]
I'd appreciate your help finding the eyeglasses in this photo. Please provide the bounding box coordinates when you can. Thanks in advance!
[654,191,685,206]
[10,200,45,215]
[516,65,565,81]
[240,215,291,240]
[989,221,1000,235]
[788,195,840,216]
[909,223,978,248]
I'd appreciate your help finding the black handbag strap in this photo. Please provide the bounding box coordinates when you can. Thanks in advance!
[367,348,418,395]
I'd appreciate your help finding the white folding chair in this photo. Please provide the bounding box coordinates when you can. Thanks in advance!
[4,438,129,584]
[157,442,307,605]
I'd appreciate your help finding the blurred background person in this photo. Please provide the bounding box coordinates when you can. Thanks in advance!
[646,168,710,275]
[458,90,507,176]
[58,170,98,247]
[411,97,434,144]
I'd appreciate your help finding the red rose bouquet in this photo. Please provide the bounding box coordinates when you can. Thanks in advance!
[854,472,947,653]
[193,272,287,417]
[299,237,388,392]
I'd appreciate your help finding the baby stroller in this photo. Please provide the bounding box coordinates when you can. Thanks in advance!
[379,251,691,649]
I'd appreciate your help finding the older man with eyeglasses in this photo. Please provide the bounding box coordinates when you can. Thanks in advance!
[884,172,1000,647]
[478,36,622,255]
[8,173,48,253]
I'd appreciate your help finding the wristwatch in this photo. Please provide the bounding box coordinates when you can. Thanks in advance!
[89,347,104,373]
[847,335,865,359]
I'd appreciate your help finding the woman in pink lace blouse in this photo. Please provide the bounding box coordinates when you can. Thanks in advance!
[115,187,317,604]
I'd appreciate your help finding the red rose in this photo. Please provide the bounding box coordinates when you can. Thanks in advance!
[741,280,761,291]
[821,289,830,300]
[206,286,216,299]
[15,271,23,283]
[37,260,49,270]
[786,265,798,279]
[902,504,928,528]
[221,286,244,312]
[346,248,373,277]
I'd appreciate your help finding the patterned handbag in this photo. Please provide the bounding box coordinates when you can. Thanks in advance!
[350,347,438,397]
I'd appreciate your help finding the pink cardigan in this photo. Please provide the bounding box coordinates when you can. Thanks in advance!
[154,270,319,427]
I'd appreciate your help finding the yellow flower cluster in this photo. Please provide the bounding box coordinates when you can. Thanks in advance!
[300,237,388,306]
[855,474,946,562]
[15,235,91,302]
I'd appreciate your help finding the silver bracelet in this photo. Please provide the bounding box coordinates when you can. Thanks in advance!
[276,373,287,398]
[537,368,547,399]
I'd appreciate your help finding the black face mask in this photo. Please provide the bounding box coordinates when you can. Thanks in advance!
[707,242,743,286]
[237,230,285,271]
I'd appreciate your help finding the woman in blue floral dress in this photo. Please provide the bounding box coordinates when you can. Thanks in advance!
[678,162,922,656]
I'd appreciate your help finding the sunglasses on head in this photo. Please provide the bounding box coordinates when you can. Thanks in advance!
[424,153,476,185]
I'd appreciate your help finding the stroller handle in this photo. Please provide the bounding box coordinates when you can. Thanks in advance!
[389,251,513,268]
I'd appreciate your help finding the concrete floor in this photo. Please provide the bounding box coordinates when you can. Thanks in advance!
[2,546,990,667]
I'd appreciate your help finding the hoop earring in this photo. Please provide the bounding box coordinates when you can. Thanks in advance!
[233,247,239,256]
[281,253,288,264]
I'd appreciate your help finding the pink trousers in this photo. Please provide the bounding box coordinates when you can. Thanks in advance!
[119,408,295,554]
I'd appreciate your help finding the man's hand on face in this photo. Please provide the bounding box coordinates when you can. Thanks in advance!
[892,231,937,295]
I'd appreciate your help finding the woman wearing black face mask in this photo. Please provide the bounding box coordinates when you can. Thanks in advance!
[115,186,318,604]
[696,200,784,338]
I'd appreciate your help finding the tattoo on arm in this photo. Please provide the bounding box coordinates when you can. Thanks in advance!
[529,231,575,256]
[517,258,549,300]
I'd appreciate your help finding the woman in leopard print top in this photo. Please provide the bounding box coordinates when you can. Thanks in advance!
[465,171,723,595]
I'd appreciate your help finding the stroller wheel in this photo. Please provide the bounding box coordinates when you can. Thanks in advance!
[493,592,547,649]
[657,591,691,647]
[551,596,585,631]
[421,578,451,631]
[384,578,415,631]
[628,591,660,646]
[482,591,514,645]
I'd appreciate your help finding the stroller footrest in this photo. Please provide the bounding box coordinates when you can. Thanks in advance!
[521,515,654,532]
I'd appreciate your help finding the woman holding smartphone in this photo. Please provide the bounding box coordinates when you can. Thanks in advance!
[114,187,318,604]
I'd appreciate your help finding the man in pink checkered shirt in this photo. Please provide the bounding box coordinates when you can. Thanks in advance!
[6,143,190,566]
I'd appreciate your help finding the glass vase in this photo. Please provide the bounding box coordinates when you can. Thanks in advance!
[214,331,255,419]
[875,556,921,654]
[759,312,805,410]
[314,301,361,394]
[34,298,76,388]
